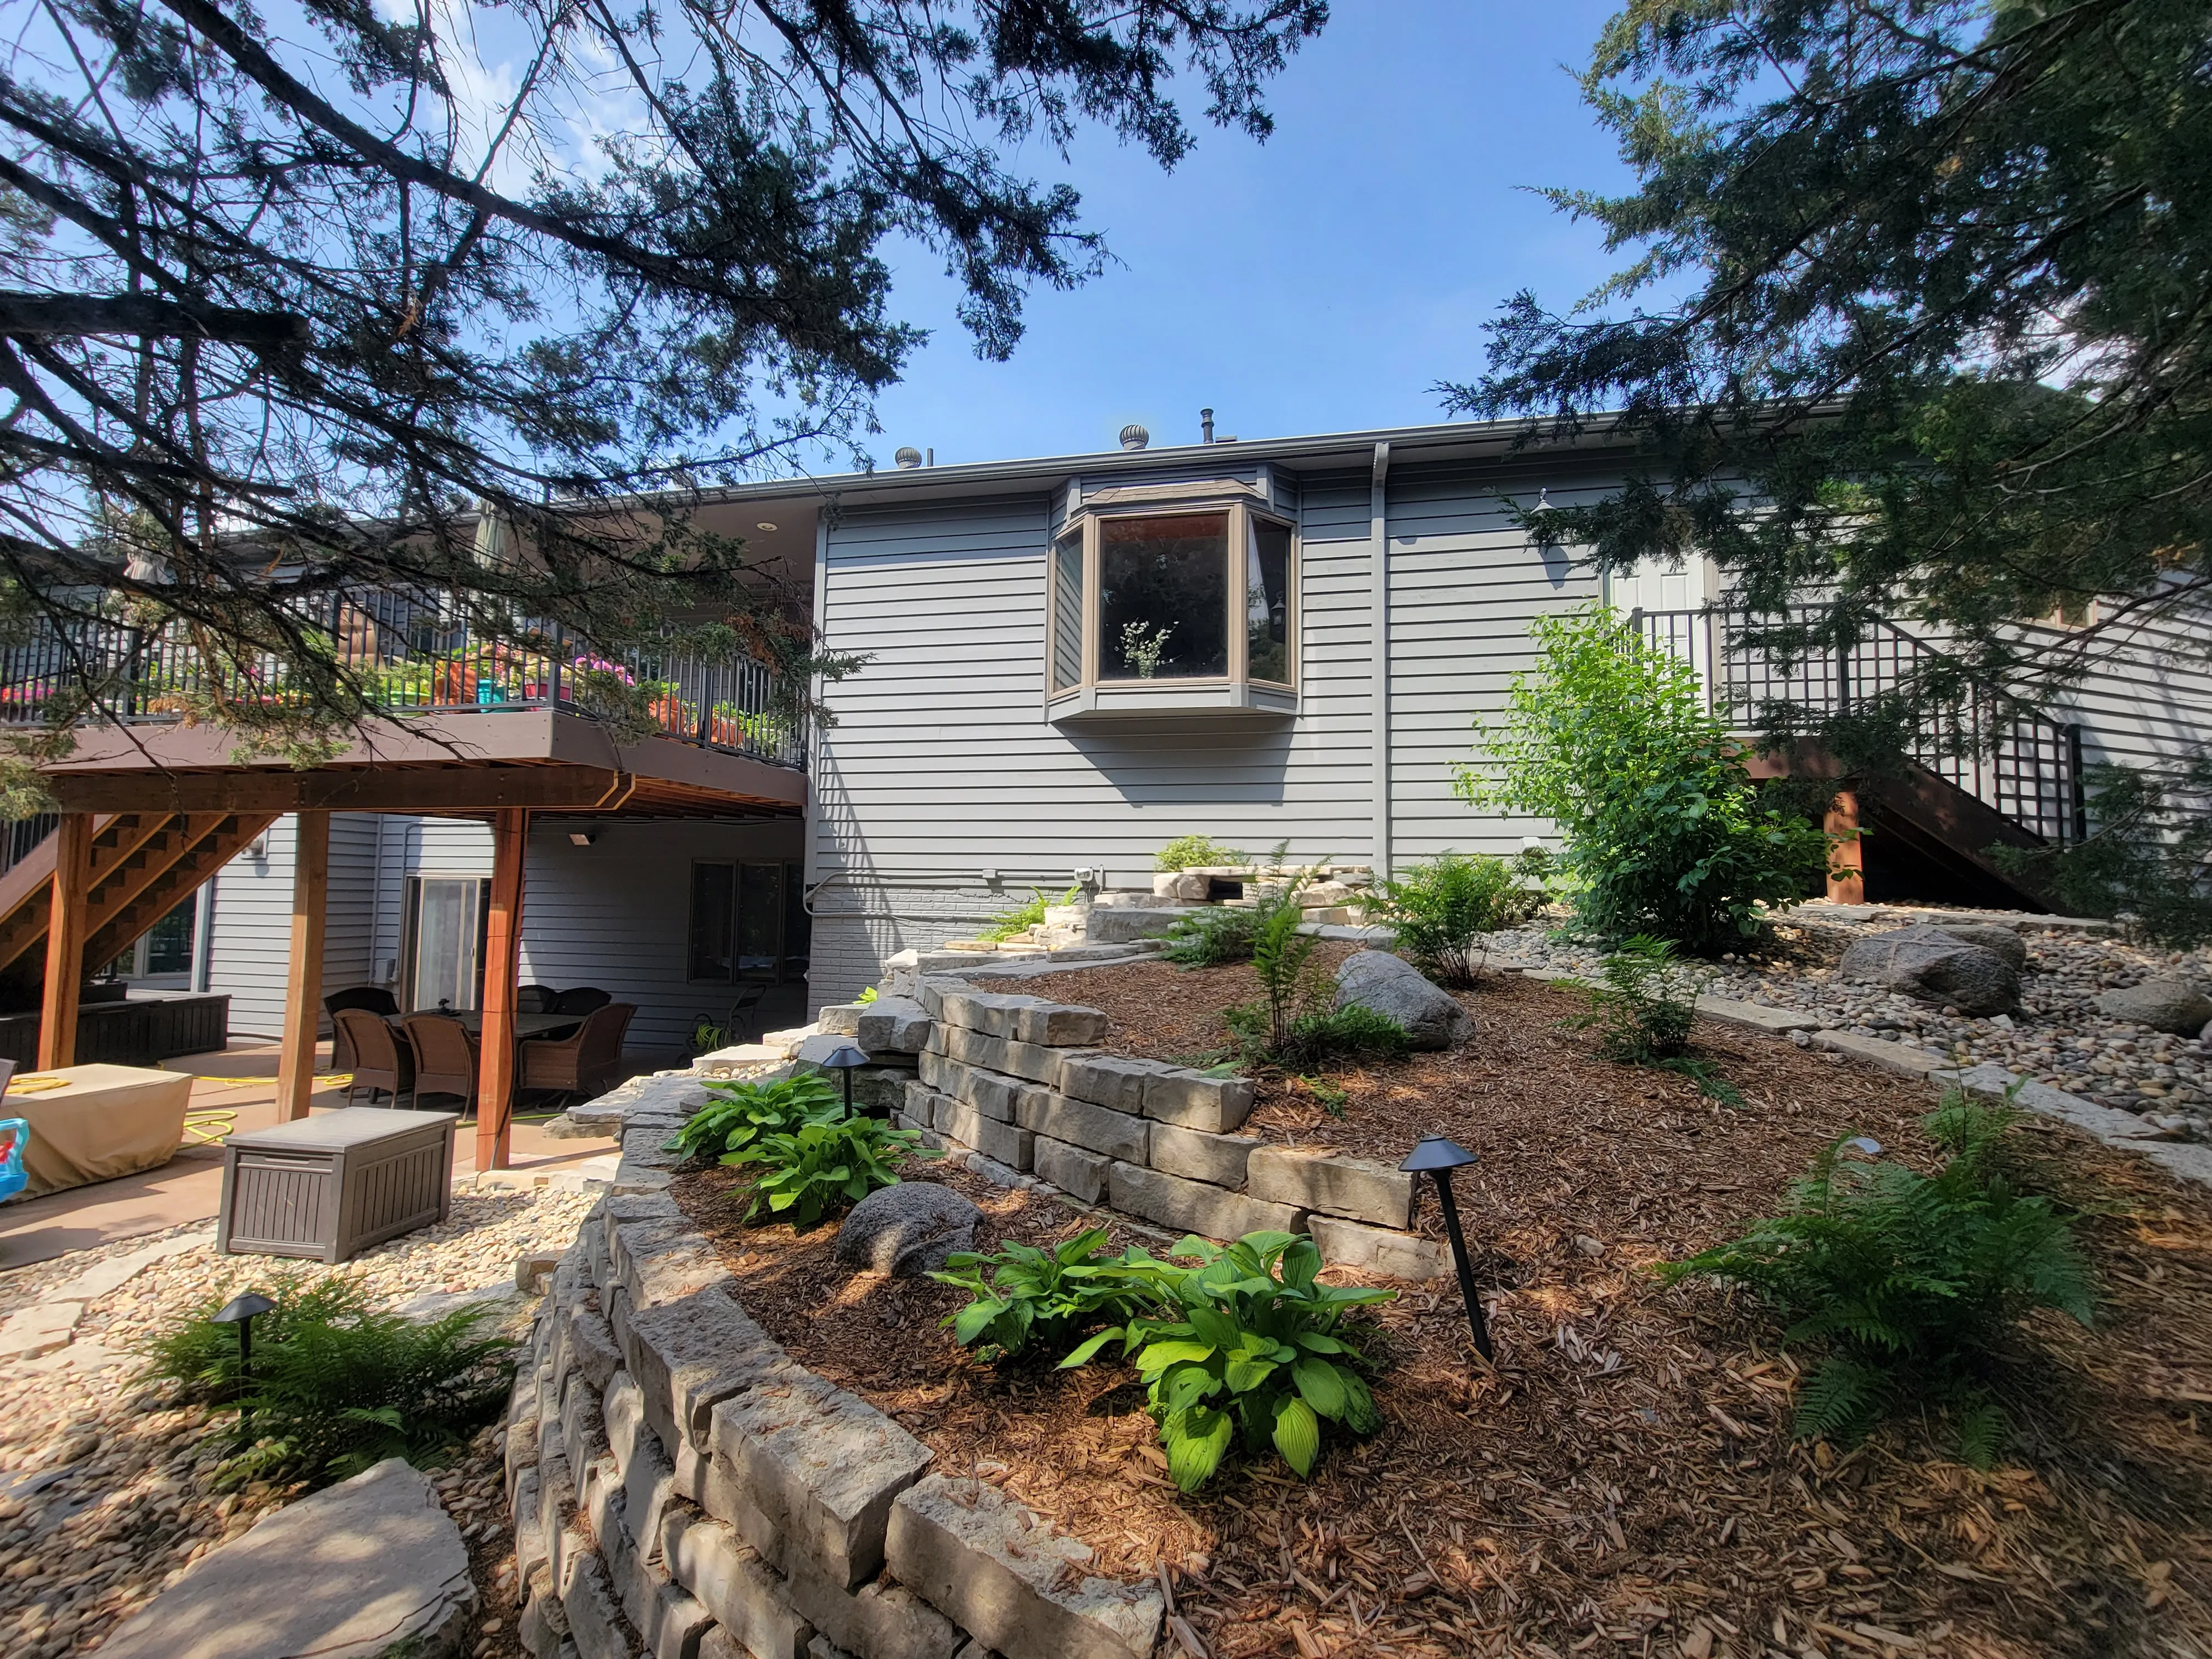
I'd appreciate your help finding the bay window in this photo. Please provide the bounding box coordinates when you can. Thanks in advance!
[1047,497,1297,718]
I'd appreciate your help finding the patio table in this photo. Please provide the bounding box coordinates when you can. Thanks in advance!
[4,1062,193,1199]
[392,1011,581,1039]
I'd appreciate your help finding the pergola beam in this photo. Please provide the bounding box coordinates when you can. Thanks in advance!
[40,766,637,815]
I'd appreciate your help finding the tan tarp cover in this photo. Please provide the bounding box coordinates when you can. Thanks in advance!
[11,1064,191,1198]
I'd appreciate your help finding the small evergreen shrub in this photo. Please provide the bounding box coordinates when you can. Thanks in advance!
[724,1113,932,1228]
[1367,849,1548,986]
[1155,834,1248,873]
[1062,1230,1394,1491]
[1661,1099,2095,1465]
[666,1072,845,1161]
[1989,756,2212,948]
[140,1276,517,1487]
[1562,935,1741,1105]
[930,1228,1164,1361]
[1458,607,1835,951]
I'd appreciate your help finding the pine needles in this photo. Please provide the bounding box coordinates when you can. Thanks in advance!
[1661,1098,2095,1465]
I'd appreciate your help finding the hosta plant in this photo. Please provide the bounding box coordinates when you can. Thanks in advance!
[724,1114,932,1229]
[930,1228,1165,1361]
[666,1072,844,1162]
[1661,1099,2095,1466]
[1064,1230,1395,1491]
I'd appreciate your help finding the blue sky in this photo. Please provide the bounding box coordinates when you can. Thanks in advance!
[858,2,1631,469]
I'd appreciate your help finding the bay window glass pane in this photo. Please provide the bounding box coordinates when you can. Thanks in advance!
[1051,533,1084,690]
[1098,513,1229,680]
[1247,518,1292,684]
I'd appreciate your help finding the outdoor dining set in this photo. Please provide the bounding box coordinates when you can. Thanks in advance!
[323,984,635,1120]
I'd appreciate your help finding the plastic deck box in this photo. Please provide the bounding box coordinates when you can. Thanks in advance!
[218,1107,460,1262]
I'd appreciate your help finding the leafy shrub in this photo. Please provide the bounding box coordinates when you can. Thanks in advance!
[724,1113,931,1228]
[1063,1231,1394,1490]
[1660,1100,2094,1465]
[140,1277,516,1486]
[666,1072,845,1161]
[1161,904,1266,967]
[1458,607,1835,952]
[1367,850,1548,986]
[977,884,1081,943]
[1561,935,1740,1104]
[1155,834,1247,872]
[1989,755,2212,948]
[930,1228,1164,1361]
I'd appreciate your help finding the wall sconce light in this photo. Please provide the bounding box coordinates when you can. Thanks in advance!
[1400,1135,1493,1363]
[569,831,597,847]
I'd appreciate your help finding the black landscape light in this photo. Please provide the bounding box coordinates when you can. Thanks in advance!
[212,1292,277,1444]
[816,1042,870,1114]
[1400,1135,1494,1363]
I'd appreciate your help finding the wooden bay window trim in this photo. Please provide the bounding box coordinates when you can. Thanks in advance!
[1046,498,1298,703]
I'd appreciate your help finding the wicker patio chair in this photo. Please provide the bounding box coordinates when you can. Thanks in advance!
[334,1008,415,1108]
[518,1003,637,1109]
[397,1013,479,1118]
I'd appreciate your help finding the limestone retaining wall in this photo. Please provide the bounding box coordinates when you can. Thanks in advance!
[506,1183,1167,1659]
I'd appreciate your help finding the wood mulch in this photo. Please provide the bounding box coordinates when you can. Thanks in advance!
[669,964,2212,1659]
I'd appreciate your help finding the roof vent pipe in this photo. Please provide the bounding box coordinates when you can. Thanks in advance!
[1119,423,1150,451]
[894,446,922,469]
[1201,408,1214,445]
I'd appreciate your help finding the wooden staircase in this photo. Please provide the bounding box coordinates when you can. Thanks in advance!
[0,811,279,981]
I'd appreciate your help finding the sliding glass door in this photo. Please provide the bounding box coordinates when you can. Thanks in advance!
[404,876,488,1011]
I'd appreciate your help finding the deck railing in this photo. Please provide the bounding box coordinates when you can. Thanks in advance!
[0,593,807,770]
[1631,604,2085,847]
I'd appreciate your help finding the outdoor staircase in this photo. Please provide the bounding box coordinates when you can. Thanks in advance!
[0,809,279,982]
[1635,605,2084,911]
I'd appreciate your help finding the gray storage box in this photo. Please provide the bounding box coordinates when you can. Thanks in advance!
[219,1108,461,1262]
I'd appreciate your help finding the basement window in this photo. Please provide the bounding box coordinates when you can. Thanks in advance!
[1047,499,1297,719]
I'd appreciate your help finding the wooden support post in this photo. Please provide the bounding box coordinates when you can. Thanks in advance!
[37,812,93,1071]
[276,811,330,1120]
[1825,789,1866,905]
[477,808,528,1172]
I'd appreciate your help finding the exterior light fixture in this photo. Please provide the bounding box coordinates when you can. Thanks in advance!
[212,1291,277,1443]
[755,521,779,533]
[1399,1135,1493,1363]
[814,1041,870,1114]
[568,831,597,847]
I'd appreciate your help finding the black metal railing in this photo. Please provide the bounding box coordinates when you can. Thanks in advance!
[0,594,806,770]
[1631,604,2085,846]
[0,812,56,878]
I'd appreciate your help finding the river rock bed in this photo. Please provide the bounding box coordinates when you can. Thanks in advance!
[1485,916,2212,1139]
[0,1187,593,1657]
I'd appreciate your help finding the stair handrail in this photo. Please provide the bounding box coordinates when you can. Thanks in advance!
[1629,601,2086,847]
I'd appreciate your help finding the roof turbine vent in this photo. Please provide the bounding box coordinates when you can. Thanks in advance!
[893,446,924,469]
[1118,422,1150,451]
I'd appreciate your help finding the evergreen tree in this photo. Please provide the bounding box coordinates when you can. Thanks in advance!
[0,0,1324,774]
[1451,1,2210,732]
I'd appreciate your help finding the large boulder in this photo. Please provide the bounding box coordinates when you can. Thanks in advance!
[1333,951,1474,1050]
[2096,977,2212,1036]
[834,1182,984,1277]
[1929,922,2028,972]
[1835,925,2020,1015]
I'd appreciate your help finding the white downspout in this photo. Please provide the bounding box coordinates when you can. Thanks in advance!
[1370,441,1392,880]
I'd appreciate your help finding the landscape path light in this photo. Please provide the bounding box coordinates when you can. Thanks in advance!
[815,1042,870,1114]
[1399,1135,1494,1363]
[212,1291,276,1446]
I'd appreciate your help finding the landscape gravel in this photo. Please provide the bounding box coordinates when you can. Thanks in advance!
[0,1185,592,1657]
[1485,909,2212,1139]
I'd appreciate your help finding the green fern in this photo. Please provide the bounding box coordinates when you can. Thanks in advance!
[1662,1098,2094,1463]
[140,1280,518,1488]
[1562,935,1741,1104]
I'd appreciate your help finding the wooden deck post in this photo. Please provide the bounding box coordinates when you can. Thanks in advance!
[276,811,330,1120]
[477,808,528,1171]
[37,812,93,1071]
[1825,789,1866,905]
